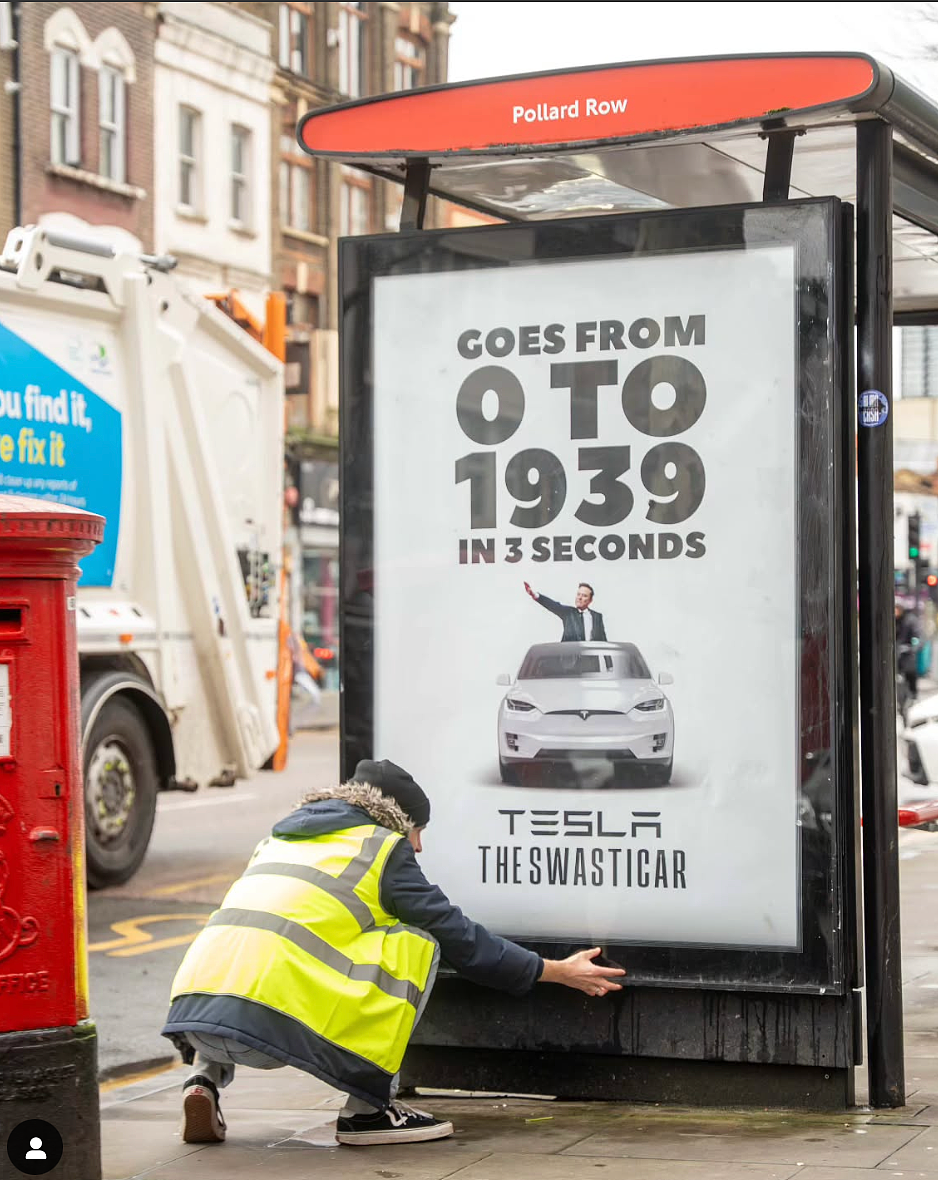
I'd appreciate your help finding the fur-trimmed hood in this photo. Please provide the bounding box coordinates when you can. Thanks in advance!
[272,781,413,842]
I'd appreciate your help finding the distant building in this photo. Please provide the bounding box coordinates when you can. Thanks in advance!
[233,1,454,677]
[154,2,274,320]
[896,327,938,476]
[235,1,454,440]
[0,0,458,699]
[442,204,502,229]
[0,4,16,234]
[1,1,156,249]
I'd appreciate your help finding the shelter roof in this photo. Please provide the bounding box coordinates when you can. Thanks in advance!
[298,54,938,313]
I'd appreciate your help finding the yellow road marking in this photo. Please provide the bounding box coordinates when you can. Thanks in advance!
[99,1060,179,1093]
[109,931,207,958]
[89,913,210,957]
[145,873,232,898]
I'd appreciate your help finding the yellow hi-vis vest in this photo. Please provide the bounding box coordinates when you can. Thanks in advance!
[165,824,437,1107]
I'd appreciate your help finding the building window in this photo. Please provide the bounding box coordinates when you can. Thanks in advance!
[50,47,80,165]
[278,4,310,77]
[384,182,403,231]
[178,106,201,211]
[280,133,314,232]
[230,125,252,227]
[337,2,366,97]
[280,164,312,232]
[901,327,938,399]
[278,4,290,67]
[280,165,311,232]
[340,166,371,236]
[289,291,318,328]
[393,35,425,91]
[98,65,126,183]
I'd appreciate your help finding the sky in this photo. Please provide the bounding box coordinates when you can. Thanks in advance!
[447,2,938,95]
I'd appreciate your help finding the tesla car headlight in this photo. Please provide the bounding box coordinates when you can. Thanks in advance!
[506,698,536,712]
[632,698,665,713]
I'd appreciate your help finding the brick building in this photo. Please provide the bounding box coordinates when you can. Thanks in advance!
[0,0,455,692]
[233,1,454,441]
[231,1,454,679]
[0,5,15,234]
[2,2,156,250]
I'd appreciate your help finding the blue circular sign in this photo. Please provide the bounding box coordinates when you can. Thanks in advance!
[859,389,889,427]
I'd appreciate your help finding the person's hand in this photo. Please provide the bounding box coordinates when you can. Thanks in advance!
[539,948,626,996]
[524,581,537,599]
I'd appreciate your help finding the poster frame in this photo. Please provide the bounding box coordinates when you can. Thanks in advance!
[339,198,857,995]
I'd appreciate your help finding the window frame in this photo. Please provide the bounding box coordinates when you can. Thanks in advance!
[178,105,202,213]
[278,2,312,77]
[230,124,253,228]
[98,64,126,184]
[280,128,315,233]
[281,161,313,233]
[393,33,425,91]
[340,165,372,237]
[337,2,367,98]
[50,45,81,166]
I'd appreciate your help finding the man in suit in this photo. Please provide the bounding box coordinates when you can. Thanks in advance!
[524,581,607,642]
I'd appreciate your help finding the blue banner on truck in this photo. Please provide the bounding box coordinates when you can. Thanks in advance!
[0,321,122,586]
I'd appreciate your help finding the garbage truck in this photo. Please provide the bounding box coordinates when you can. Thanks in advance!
[0,225,285,886]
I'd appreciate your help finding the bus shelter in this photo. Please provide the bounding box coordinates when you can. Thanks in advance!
[298,54,938,1110]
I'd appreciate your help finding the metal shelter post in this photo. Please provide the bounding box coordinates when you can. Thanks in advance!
[856,117,905,1109]
[400,158,431,231]
[762,129,799,201]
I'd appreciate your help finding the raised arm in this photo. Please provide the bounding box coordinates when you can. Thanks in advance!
[524,582,566,619]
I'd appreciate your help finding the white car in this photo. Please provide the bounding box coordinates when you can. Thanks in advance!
[496,641,675,785]
[903,692,938,787]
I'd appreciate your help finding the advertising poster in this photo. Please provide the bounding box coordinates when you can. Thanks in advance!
[0,317,122,586]
[370,240,801,952]
[344,202,848,977]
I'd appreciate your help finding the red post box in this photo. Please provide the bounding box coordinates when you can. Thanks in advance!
[0,496,103,1180]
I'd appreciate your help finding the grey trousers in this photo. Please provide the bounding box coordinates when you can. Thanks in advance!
[184,941,439,1115]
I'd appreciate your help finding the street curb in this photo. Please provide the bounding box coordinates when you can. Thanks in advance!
[98,1054,177,1088]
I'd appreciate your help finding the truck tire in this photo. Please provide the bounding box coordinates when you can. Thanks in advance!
[84,696,158,889]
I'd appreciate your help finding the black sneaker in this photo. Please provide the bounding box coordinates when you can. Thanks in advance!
[181,1075,227,1144]
[336,1100,454,1145]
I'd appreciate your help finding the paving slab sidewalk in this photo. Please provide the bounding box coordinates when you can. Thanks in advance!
[99,1067,938,1180]
[100,827,938,1180]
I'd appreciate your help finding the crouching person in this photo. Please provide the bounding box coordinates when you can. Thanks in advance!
[162,759,625,1147]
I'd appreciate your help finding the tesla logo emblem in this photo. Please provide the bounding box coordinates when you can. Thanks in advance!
[579,710,591,721]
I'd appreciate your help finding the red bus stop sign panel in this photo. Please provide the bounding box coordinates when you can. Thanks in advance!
[299,55,877,157]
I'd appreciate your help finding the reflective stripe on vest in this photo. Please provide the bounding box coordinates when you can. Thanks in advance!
[170,825,436,1074]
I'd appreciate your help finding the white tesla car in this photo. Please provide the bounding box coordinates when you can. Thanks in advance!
[496,641,675,785]
[903,692,938,790]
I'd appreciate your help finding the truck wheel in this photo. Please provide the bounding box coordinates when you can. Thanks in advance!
[84,697,158,889]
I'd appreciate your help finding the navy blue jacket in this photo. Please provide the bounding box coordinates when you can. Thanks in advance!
[273,799,543,996]
[536,594,607,642]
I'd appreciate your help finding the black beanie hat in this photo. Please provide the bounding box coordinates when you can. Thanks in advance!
[352,759,430,828]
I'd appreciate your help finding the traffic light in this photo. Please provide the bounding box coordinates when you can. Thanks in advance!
[909,512,922,562]
[929,573,938,606]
